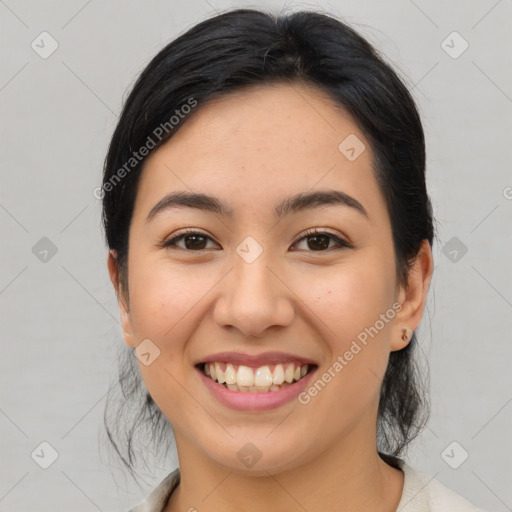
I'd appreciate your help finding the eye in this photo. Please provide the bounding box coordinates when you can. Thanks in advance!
[291,228,351,252]
[160,229,219,251]
[160,228,351,252]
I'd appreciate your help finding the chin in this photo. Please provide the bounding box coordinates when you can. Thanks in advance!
[204,439,308,477]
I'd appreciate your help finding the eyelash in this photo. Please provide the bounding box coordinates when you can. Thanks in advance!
[160,227,351,253]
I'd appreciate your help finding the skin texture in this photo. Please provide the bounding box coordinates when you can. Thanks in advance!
[108,82,433,511]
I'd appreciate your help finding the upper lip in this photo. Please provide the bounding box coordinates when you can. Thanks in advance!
[195,351,318,368]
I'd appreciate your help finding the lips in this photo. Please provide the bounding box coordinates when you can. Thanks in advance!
[197,360,319,411]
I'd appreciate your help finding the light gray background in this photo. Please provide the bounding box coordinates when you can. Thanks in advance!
[1,0,511,510]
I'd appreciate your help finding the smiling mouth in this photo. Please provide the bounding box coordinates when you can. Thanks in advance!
[197,361,317,393]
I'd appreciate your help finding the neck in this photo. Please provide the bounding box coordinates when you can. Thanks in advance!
[164,427,404,512]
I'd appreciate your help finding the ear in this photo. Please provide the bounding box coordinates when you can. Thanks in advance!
[107,249,136,349]
[391,239,434,352]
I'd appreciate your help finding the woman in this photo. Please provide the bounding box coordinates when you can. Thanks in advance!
[101,8,486,512]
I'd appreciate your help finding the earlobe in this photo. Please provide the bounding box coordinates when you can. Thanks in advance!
[390,240,434,352]
[390,326,412,352]
[120,309,136,348]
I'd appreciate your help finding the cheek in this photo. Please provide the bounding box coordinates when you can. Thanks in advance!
[127,258,207,417]
[128,255,207,339]
[295,254,394,345]
[293,252,395,411]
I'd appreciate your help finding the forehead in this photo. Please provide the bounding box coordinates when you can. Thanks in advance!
[133,82,386,225]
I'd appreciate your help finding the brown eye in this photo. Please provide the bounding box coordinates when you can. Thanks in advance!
[161,228,351,253]
[291,229,350,252]
[162,231,219,251]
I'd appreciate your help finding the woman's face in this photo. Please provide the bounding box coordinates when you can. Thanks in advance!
[109,82,431,475]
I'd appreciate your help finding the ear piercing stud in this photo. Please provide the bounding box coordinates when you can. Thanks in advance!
[401,328,411,341]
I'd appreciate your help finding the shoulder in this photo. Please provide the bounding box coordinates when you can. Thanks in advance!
[396,459,488,512]
[128,468,181,512]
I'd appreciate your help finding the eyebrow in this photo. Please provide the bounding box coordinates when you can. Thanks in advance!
[145,189,370,224]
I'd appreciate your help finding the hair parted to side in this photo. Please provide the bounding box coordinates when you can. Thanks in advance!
[101,7,437,484]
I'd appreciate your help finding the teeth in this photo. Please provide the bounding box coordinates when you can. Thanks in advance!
[237,365,254,387]
[254,366,273,387]
[224,363,237,384]
[284,364,295,383]
[222,382,292,392]
[203,362,311,392]
[215,362,225,384]
[210,363,217,381]
[272,364,285,385]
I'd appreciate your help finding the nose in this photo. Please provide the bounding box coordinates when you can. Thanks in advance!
[212,250,295,338]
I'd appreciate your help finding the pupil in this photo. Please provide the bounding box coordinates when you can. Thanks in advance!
[308,235,329,250]
[185,235,206,250]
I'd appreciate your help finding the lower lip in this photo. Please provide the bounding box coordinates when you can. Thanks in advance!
[197,365,317,411]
